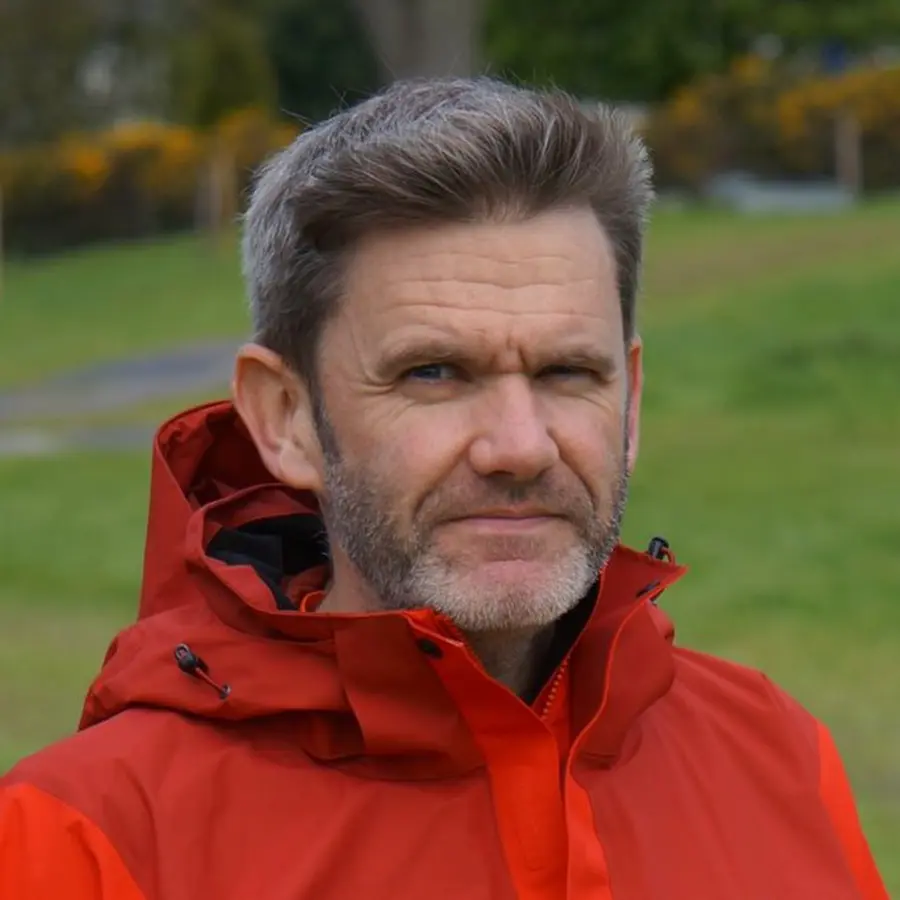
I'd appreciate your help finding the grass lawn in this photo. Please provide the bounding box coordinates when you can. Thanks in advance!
[0,233,247,388]
[1,204,899,889]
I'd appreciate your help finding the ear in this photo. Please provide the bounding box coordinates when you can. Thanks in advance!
[232,343,324,492]
[625,336,643,474]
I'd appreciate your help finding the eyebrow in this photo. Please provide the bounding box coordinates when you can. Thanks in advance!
[375,336,620,381]
[374,338,471,380]
[546,348,619,380]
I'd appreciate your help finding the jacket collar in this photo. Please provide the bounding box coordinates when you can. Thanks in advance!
[82,401,687,777]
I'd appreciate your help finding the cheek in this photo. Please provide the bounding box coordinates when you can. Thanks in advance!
[347,404,473,495]
[550,401,627,479]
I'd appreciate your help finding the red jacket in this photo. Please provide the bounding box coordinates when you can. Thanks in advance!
[0,402,888,900]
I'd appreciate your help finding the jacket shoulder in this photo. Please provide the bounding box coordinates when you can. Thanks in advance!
[5,707,206,800]
[2,707,215,897]
[0,771,147,899]
[672,644,816,716]
[670,646,820,765]
[668,648,888,899]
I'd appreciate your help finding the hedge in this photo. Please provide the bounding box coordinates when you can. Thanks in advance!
[0,109,299,256]
[644,56,900,192]
[3,63,898,257]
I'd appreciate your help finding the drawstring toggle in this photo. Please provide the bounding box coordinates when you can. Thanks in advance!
[174,644,231,700]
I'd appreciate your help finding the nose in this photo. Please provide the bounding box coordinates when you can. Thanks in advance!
[467,376,559,481]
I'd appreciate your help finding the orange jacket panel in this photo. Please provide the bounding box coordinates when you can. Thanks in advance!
[0,783,144,900]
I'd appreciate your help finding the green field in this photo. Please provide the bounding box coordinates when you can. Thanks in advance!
[1,204,898,889]
[0,236,247,388]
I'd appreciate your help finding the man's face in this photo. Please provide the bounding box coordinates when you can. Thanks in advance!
[305,207,641,632]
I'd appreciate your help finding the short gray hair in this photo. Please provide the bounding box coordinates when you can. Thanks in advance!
[242,76,654,387]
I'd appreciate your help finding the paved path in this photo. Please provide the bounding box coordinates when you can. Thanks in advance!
[0,424,158,458]
[0,340,239,422]
[0,340,240,457]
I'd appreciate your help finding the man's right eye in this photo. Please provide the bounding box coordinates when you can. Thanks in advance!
[403,363,459,382]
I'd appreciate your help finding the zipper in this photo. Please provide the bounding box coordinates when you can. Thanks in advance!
[539,540,676,722]
[427,613,568,719]
[538,656,569,720]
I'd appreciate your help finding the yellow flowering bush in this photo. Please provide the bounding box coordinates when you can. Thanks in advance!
[58,139,111,197]
[102,122,206,206]
[777,65,900,188]
[0,109,300,255]
[645,58,900,192]
[643,55,786,190]
[216,109,299,169]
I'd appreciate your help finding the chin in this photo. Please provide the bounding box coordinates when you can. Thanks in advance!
[422,559,594,632]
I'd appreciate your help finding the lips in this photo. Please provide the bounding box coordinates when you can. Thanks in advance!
[441,514,564,536]
[445,508,561,521]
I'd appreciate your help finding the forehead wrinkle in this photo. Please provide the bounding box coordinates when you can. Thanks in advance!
[392,266,605,289]
[371,302,614,323]
[356,247,613,294]
[378,278,607,312]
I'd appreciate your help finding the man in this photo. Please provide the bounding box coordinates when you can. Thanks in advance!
[0,77,887,899]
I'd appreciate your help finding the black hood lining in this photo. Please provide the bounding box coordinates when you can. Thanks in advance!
[207,514,329,611]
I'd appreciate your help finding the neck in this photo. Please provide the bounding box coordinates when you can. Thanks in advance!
[317,552,555,697]
[464,626,555,697]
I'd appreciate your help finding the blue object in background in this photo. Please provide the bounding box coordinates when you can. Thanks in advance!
[821,39,850,75]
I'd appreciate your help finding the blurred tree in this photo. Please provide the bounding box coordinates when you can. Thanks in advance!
[169,2,277,127]
[483,0,900,102]
[484,0,770,101]
[263,0,380,122]
[0,0,103,145]
[352,0,485,80]
[90,0,176,123]
[768,0,900,51]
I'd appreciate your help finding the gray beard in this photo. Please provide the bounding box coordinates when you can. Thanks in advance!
[313,401,629,629]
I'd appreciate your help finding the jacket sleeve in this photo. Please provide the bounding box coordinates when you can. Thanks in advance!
[816,724,890,900]
[0,781,146,900]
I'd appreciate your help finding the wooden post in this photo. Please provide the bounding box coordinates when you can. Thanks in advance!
[219,146,237,252]
[208,153,222,245]
[194,160,210,235]
[0,186,4,302]
[835,108,862,197]
[205,144,237,254]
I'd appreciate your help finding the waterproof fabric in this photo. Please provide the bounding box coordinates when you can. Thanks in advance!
[0,402,888,900]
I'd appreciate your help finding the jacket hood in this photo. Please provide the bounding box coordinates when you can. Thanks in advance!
[80,401,687,772]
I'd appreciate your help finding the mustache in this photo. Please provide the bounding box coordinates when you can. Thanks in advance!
[420,477,596,523]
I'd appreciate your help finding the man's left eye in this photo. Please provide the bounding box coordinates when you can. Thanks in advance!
[540,365,594,380]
